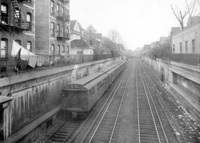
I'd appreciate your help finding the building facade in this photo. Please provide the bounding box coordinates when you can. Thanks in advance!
[35,0,70,55]
[171,21,200,54]
[0,0,35,70]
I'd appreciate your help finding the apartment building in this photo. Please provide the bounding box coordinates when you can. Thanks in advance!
[35,0,70,55]
[0,0,35,59]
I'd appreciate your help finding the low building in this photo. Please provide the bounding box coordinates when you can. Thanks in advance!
[171,20,200,54]
[70,39,94,55]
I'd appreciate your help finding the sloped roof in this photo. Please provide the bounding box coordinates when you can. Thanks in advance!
[94,33,102,40]
[70,20,77,30]
[70,39,91,49]
[187,16,200,26]
[171,27,180,35]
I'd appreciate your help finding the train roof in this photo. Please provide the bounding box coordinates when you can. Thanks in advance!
[62,60,126,91]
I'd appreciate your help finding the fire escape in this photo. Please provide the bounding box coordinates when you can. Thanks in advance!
[56,0,70,41]
[9,0,31,31]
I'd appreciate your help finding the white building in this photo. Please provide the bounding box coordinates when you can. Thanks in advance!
[70,20,94,55]
[171,20,200,54]
[70,39,94,55]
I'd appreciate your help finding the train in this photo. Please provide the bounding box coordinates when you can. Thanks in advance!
[61,60,126,118]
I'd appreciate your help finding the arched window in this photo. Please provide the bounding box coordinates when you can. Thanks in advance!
[57,4,60,14]
[57,24,60,36]
[62,7,64,14]
[27,41,32,51]
[0,38,8,58]
[50,0,54,15]
[51,22,55,36]
[51,44,55,54]
[67,46,69,54]
[1,3,8,24]
[62,45,65,53]
[57,45,60,54]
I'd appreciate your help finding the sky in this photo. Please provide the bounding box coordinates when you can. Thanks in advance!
[70,0,194,50]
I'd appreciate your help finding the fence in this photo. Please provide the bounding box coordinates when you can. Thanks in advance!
[0,54,112,77]
[169,54,200,66]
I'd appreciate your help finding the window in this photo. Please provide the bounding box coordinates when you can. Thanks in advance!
[57,4,59,14]
[51,44,55,54]
[62,45,65,53]
[15,40,21,45]
[0,38,8,58]
[27,13,31,22]
[172,45,175,53]
[51,22,55,36]
[185,41,188,53]
[57,24,60,36]
[26,13,32,30]
[57,45,60,54]
[192,39,195,53]
[27,41,32,51]
[180,42,182,53]
[61,26,64,37]
[1,3,8,24]
[50,0,54,14]
[77,51,83,54]
[62,7,64,14]
[67,46,69,54]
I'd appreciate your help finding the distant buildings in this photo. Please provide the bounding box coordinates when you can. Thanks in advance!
[171,17,200,54]
[69,20,103,55]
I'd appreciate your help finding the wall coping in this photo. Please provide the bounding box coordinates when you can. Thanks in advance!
[0,59,113,88]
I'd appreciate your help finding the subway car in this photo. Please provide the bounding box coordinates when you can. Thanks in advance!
[61,60,126,118]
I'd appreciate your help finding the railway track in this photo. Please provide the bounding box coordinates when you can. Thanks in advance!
[43,63,128,143]
[140,60,200,143]
[70,62,130,143]
[135,64,170,143]
[44,120,82,143]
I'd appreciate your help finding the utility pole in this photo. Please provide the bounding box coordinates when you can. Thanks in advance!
[81,28,84,63]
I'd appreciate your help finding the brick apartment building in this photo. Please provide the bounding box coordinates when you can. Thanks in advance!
[35,0,70,55]
[0,0,35,60]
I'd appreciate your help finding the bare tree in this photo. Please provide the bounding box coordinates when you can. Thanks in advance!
[86,25,97,34]
[108,29,122,45]
[170,0,197,29]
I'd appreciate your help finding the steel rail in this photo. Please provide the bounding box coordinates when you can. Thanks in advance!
[108,72,129,143]
[77,67,129,143]
[136,64,141,143]
[142,61,200,142]
[140,61,190,143]
[140,68,169,143]
[138,65,161,143]
[141,61,185,142]
[45,66,127,143]
[86,68,129,143]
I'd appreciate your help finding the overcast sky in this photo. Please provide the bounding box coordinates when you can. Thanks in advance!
[70,0,194,50]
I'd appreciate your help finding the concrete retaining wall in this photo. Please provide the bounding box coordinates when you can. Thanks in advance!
[143,57,200,122]
[0,58,122,140]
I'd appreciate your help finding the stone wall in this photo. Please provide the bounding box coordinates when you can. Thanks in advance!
[0,58,120,140]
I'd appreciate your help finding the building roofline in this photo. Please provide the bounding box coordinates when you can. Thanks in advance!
[172,20,200,36]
